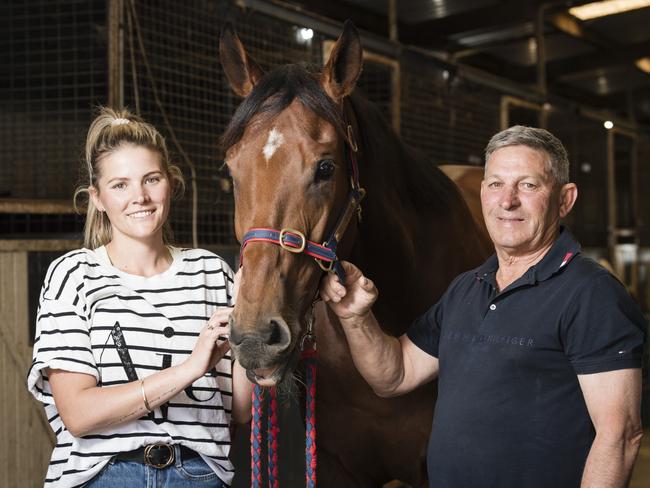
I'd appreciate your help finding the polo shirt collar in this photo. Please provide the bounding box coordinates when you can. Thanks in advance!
[531,226,581,282]
[475,226,581,286]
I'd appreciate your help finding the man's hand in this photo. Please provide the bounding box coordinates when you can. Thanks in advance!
[320,260,378,323]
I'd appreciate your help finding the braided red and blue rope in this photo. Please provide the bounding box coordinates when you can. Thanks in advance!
[268,386,280,488]
[250,351,317,487]
[251,385,264,488]
[303,349,317,488]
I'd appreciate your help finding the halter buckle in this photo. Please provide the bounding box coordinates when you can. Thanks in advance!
[279,228,306,253]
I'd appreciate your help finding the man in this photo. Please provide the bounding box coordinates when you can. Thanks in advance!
[321,125,646,487]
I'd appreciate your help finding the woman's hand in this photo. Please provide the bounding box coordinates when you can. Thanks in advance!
[184,308,233,380]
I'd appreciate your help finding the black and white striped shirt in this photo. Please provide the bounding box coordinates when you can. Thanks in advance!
[27,246,236,487]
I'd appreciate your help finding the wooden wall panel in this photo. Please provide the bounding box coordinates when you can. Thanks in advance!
[0,251,54,487]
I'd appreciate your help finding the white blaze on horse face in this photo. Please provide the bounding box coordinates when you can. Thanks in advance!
[263,127,285,162]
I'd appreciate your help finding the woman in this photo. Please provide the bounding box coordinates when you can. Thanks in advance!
[27,107,252,487]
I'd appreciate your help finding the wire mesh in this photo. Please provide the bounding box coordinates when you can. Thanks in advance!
[400,63,501,166]
[0,0,645,253]
[549,110,609,247]
[356,59,393,124]
[122,0,323,246]
[0,0,107,202]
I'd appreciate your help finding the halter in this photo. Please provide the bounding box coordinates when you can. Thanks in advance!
[240,123,365,284]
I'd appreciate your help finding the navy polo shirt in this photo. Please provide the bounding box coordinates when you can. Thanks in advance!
[408,228,646,488]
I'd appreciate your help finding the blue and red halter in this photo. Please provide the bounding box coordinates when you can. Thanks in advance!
[240,124,365,284]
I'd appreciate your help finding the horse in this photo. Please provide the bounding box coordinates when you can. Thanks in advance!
[220,21,491,487]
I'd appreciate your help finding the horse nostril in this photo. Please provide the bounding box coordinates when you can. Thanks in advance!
[228,317,290,353]
[268,319,284,346]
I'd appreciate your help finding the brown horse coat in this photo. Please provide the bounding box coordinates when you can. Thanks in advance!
[220,21,491,487]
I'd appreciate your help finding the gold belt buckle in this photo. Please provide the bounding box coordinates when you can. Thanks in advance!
[144,443,174,469]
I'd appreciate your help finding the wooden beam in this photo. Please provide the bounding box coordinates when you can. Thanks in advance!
[292,0,389,37]
[399,0,542,48]
[0,240,82,252]
[545,40,650,79]
[0,199,79,214]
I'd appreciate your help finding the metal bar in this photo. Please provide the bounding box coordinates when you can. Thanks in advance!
[387,0,400,133]
[239,0,400,58]
[391,62,401,135]
[388,0,398,43]
[536,5,547,99]
[606,129,616,257]
[500,95,542,129]
[108,0,124,107]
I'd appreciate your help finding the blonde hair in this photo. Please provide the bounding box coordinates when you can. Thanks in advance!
[74,107,185,249]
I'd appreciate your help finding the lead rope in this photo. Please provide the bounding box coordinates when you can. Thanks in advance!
[251,385,264,488]
[250,303,318,487]
[303,347,317,487]
[268,386,280,488]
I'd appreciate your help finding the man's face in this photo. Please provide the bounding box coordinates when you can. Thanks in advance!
[481,145,575,257]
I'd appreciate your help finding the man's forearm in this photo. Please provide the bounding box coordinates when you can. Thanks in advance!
[340,312,405,397]
[580,432,642,488]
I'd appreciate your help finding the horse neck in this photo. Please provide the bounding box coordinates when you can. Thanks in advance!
[343,94,477,334]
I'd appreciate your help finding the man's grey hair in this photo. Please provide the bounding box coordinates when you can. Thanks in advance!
[484,125,570,185]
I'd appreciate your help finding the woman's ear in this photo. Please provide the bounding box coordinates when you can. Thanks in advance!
[89,186,105,212]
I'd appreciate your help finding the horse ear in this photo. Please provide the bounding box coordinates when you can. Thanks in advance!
[219,23,264,98]
[321,20,363,102]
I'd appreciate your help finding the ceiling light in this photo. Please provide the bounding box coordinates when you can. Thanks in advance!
[569,0,650,20]
[299,28,313,41]
[635,57,650,73]
[604,120,614,129]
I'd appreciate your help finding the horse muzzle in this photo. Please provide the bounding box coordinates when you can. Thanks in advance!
[229,315,295,385]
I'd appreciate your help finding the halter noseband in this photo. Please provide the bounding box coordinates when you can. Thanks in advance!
[239,122,365,284]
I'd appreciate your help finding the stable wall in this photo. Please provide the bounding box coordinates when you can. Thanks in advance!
[0,249,54,487]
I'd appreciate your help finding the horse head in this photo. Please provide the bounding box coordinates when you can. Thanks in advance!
[220,21,363,387]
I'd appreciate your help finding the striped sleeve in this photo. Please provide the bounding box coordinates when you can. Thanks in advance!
[28,254,98,404]
[223,261,236,307]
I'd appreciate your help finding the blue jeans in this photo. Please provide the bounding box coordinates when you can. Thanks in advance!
[84,446,227,487]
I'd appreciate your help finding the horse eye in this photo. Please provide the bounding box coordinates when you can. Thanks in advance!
[315,159,336,181]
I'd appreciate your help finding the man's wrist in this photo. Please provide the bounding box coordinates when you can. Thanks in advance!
[339,310,374,330]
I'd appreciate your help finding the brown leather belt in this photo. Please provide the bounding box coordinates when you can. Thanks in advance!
[115,443,200,469]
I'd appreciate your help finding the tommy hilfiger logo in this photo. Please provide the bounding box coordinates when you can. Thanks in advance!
[443,330,535,347]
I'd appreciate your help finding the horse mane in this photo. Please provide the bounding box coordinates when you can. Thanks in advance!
[347,92,462,213]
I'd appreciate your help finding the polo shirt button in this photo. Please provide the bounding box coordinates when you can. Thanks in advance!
[489,304,497,311]
[163,326,175,338]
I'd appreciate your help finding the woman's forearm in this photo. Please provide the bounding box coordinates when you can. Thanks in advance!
[49,361,199,437]
[230,360,253,424]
